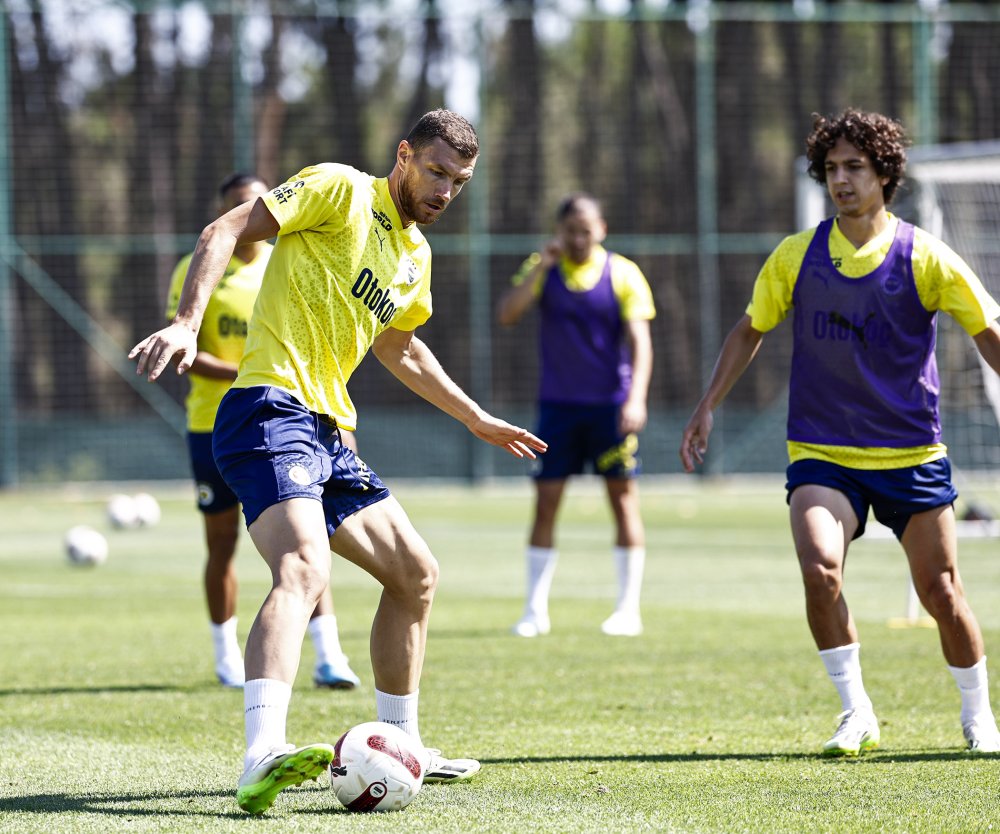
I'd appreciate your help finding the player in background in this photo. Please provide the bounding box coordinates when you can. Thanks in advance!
[679,109,1000,756]
[497,194,655,638]
[166,173,360,692]
[131,110,546,814]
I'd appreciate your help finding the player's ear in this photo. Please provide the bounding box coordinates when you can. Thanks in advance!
[595,218,608,243]
[396,140,413,169]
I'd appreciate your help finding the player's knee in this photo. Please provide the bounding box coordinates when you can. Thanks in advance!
[206,530,239,562]
[386,547,439,606]
[799,559,842,600]
[277,546,331,604]
[918,574,962,619]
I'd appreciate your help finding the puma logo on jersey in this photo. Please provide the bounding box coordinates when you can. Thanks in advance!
[815,310,890,348]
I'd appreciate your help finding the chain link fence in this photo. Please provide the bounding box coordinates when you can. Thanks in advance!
[2,1,999,483]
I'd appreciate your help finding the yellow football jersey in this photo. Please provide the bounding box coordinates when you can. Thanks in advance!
[511,245,656,322]
[166,245,271,431]
[746,215,1000,469]
[234,164,432,430]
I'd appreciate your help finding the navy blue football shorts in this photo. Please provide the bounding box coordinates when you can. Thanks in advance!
[187,431,239,514]
[533,401,641,481]
[212,386,391,533]
[785,457,957,540]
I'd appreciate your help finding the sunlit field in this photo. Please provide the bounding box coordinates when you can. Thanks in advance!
[2,477,1000,833]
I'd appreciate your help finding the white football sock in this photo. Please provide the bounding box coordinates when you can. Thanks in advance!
[949,656,993,726]
[243,678,291,772]
[524,546,558,620]
[612,546,645,615]
[819,643,874,713]
[376,689,422,748]
[211,616,241,665]
[308,614,345,667]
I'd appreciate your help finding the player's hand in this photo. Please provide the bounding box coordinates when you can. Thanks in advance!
[467,413,547,459]
[539,238,563,270]
[129,321,198,381]
[618,400,647,436]
[679,407,713,473]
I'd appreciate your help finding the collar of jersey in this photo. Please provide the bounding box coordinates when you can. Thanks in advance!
[831,212,898,260]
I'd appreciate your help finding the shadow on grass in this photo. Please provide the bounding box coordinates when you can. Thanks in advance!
[0,683,224,697]
[0,788,245,818]
[0,781,338,818]
[482,749,977,765]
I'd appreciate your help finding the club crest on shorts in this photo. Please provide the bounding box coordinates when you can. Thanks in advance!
[287,464,311,486]
[197,482,215,506]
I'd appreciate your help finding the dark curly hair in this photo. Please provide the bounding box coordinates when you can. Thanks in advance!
[805,109,909,205]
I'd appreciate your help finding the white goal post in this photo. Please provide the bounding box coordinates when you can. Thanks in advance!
[907,143,1000,465]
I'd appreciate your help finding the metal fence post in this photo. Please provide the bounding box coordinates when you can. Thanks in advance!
[692,3,722,473]
[0,13,16,487]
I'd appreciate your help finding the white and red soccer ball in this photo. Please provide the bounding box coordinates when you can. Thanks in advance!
[329,721,425,812]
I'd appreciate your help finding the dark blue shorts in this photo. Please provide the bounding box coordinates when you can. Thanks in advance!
[187,431,239,514]
[533,402,641,480]
[785,457,957,540]
[212,386,391,533]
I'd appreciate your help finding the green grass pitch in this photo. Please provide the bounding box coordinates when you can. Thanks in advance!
[2,478,1000,833]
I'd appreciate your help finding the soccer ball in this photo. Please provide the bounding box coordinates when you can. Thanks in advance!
[65,525,109,566]
[329,722,425,812]
[132,492,161,527]
[107,493,139,529]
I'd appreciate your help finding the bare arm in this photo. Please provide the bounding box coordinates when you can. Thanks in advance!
[679,314,764,473]
[619,318,653,435]
[496,240,561,326]
[973,320,1000,377]
[372,327,547,459]
[129,198,279,381]
[186,352,239,381]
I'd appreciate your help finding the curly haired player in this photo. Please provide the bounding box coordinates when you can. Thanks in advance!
[681,109,1000,757]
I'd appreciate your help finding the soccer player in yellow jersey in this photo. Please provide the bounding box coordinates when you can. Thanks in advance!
[166,172,359,692]
[680,109,1000,757]
[131,110,546,815]
[498,194,655,639]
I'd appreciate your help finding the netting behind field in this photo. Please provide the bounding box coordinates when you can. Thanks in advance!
[3,3,1000,483]
[907,151,1000,472]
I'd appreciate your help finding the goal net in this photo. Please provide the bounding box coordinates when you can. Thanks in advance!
[907,143,1000,477]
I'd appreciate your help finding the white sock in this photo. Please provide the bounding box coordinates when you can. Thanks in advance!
[308,614,345,668]
[612,546,645,616]
[819,643,874,714]
[524,546,558,620]
[211,617,241,665]
[949,656,993,726]
[376,689,422,748]
[244,678,292,771]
